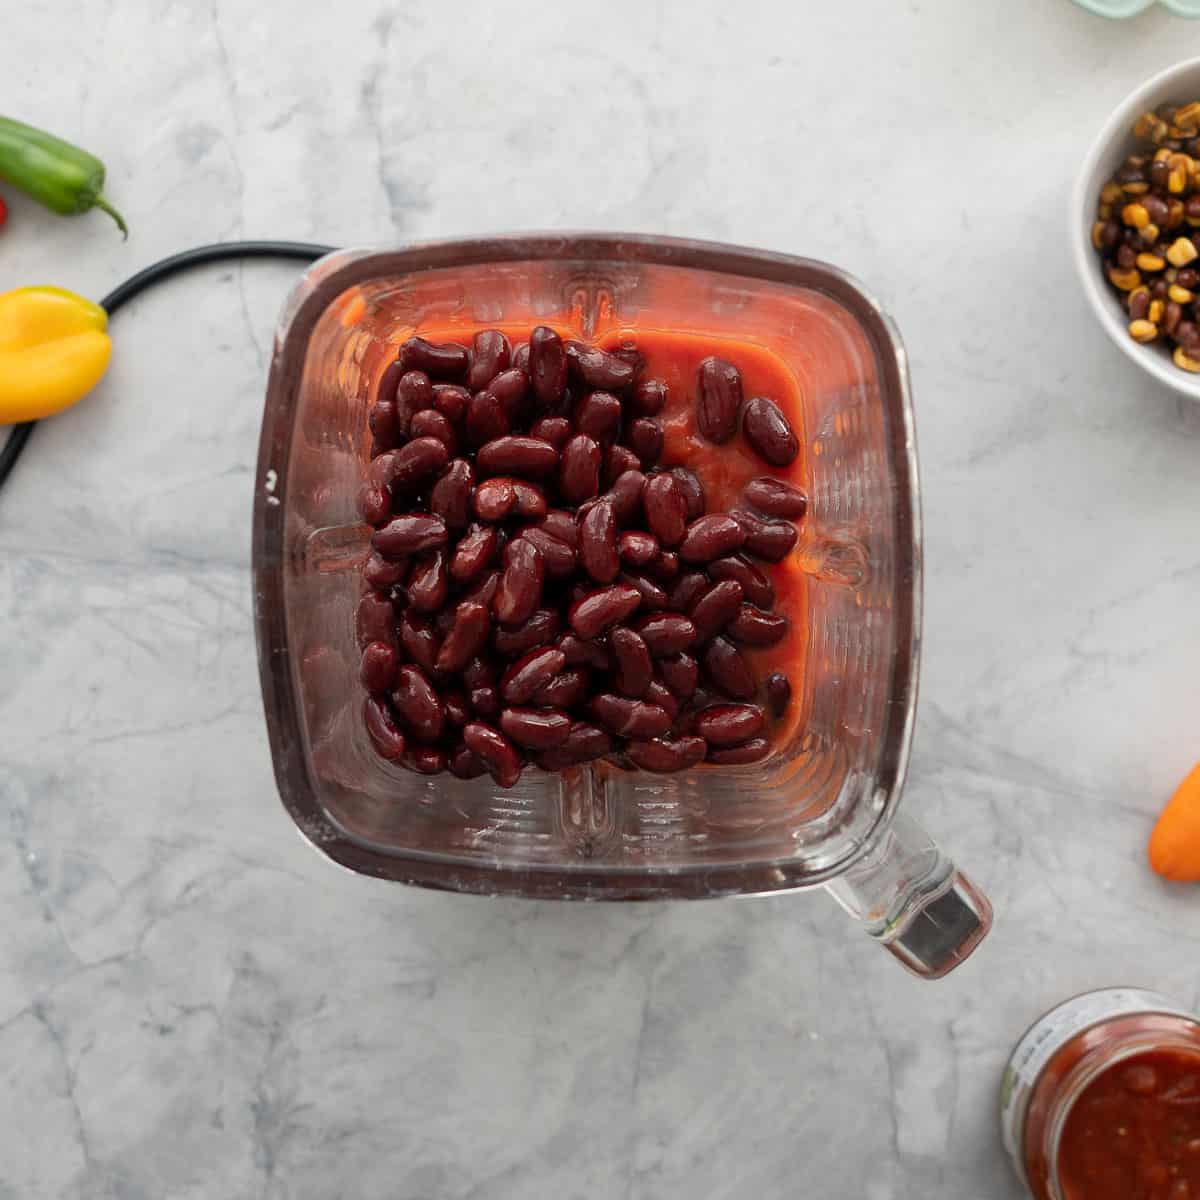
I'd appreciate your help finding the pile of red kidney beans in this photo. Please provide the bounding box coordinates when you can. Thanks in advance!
[356,327,808,788]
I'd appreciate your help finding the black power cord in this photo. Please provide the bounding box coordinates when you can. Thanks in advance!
[0,240,336,494]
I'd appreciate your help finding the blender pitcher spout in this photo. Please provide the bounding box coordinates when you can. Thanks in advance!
[824,811,992,979]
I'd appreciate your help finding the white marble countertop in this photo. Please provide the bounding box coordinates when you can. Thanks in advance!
[3,2,1200,1196]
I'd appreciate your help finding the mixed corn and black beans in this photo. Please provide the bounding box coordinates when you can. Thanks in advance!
[1093,101,1200,373]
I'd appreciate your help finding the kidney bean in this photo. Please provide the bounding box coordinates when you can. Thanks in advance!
[476,435,558,479]
[493,607,561,656]
[532,667,589,708]
[391,665,445,742]
[728,603,788,646]
[558,633,611,669]
[619,571,669,612]
[501,646,566,706]
[659,653,699,700]
[644,679,680,720]
[495,537,544,626]
[605,469,646,527]
[565,341,636,390]
[707,738,770,765]
[630,378,667,416]
[368,449,403,489]
[356,590,397,647]
[364,696,407,760]
[511,341,530,373]
[635,613,696,656]
[529,326,567,409]
[512,480,547,517]
[435,601,492,672]
[626,418,663,468]
[398,336,469,379]
[708,555,775,608]
[702,637,756,700]
[443,691,471,727]
[486,368,531,426]
[731,510,798,562]
[375,357,406,407]
[430,459,474,529]
[358,482,392,527]
[403,744,448,775]
[536,721,613,769]
[409,409,458,457]
[643,550,679,583]
[539,508,579,547]
[363,551,408,590]
[741,397,799,466]
[576,391,623,442]
[626,735,705,773]
[469,685,501,720]
[619,531,660,567]
[360,641,399,693]
[678,515,746,563]
[432,383,471,425]
[465,389,510,449]
[450,523,499,582]
[395,369,435,432]
[407,550,449,612]
[516,527,574,579]
[569,583,642,640]
[744,476,808,520]
[473,477,517,522]
[559,434,602,505]
[643,474,687,546]
[610,626,653,697]
[603,444,642,488]
[389,438,452,495]
[693,703,765,746]
[579,500,620,583]
[500,706,572,749]
[667,468,705,520]
[433,607,457,638]
[462,654,495,692]
[449,744,489,779]
[690,580,744,642]
[697,356,742,443]
[590,694,671,738]
[468,329,511,391]
[369,397,399,450]
[463,721,523,788]
[399,612,442,674]
[529,415,572,448]
[766,671,792,717]
[669,571,709,613]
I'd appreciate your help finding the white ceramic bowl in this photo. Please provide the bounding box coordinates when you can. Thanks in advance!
[1072,56,1200,400]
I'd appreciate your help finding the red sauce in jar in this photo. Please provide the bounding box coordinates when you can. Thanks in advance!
[1057,1047,1200,1200]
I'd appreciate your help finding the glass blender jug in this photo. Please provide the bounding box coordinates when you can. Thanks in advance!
[253,234,992,979]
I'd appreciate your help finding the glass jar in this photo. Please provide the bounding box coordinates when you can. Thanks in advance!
[1001,989,1200,1199]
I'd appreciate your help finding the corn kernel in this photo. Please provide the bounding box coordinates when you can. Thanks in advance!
[1167,237,1199,267]
[1140,223,1162,244]
[1174,346,1200,373]
[1123,182,1151,196]
[1154,147,1174,163]
[1169,284,1195,304]
[1129,319,1159,343]
[1109,266,1142,291]
[1092,221,1107,250]
[1136,112,1170,141]
[1168,154,1194,193]
[1149,299,1165,323]
[1123,202,1151,228]
[1138,253,1167,272]
[1177,102,1200,132]
[1102,182,1125,205]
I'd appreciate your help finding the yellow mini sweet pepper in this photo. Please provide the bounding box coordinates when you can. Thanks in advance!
[0,285,112,423]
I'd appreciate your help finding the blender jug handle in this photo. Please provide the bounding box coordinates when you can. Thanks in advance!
[823,811,992,979]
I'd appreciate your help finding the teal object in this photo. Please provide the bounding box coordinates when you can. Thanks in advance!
[1072,0,1200,15]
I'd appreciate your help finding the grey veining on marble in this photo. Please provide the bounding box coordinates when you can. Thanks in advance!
[3,1,1200,1197]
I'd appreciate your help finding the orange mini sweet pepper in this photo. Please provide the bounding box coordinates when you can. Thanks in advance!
[0,286,112,423]
[1149,761,1200,882]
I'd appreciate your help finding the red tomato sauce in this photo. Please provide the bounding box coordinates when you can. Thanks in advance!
[1058,1048,1200,1200]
